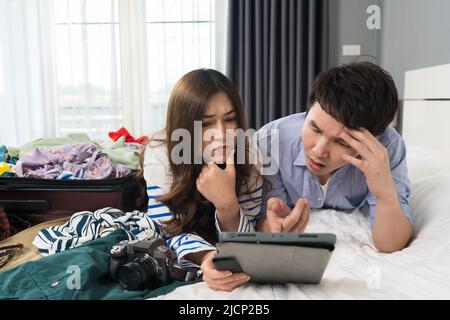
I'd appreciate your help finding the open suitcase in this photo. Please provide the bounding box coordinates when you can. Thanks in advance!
[0,175,148,227]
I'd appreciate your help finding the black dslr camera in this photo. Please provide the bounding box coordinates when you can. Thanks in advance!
[109,238,199,291]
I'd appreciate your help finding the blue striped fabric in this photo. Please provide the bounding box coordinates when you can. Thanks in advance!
[32,208,161,256]
[144,177,264,267]
[142,136,265,268]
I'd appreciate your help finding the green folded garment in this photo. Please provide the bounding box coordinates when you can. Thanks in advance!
[0,229,199,300]
[17,133,94,159]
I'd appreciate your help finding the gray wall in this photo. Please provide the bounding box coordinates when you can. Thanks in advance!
[329,0,381,67]
[379,0,450,97]
[330,0,450,98]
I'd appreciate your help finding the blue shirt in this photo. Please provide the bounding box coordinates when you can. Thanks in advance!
[256,112,412,227]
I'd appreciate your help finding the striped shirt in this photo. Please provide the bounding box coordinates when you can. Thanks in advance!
[32,207,160,256]
[143,132,264,268]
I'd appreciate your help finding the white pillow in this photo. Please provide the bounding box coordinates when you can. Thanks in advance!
[406,146,450,180]
[407,146,450,243]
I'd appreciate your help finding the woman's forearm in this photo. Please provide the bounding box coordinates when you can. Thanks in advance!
[216,200,241,231]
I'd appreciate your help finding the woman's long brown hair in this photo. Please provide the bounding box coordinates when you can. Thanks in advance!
[140,69,261,244]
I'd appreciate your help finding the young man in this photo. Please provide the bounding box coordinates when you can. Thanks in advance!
[256,62,413,253]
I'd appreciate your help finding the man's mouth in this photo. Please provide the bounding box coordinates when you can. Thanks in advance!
[309,157,326,171]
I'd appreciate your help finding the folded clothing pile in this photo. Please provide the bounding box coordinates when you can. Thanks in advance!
[0,145,18,177]
[15,144,130,180]
[1,131,148,180]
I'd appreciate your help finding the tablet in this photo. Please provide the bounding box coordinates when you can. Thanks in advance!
[213,232,336,284]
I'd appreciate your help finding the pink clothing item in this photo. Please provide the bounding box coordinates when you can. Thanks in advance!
[16,144,130,180]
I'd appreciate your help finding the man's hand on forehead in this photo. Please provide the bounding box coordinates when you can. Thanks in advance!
[339,127,397,201]
[341,127,382,155]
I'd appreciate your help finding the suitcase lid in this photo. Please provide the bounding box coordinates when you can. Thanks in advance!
[0,175,138,191]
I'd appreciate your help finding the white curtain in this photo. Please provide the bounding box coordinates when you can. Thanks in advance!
[0,0,228,147]
[0,0,56,146]
[119,0,148,137]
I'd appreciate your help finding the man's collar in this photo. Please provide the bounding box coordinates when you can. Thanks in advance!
[294,141,307,166]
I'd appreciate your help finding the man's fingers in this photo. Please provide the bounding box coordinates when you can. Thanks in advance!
[267,199,285,232]
[340,131,372,160]
[281,198,307,231]
[343,127,376,153]
[267,198,290,217]
[267,211,283,233]
[292,212,310,233]
[267,198,280,210]
[345,127,383,152]
[290,201,310,232]
[342,154,364,170]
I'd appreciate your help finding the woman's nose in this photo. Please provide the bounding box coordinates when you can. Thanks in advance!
[213,121,227,140]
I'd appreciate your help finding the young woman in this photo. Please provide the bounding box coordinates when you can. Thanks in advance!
[141,69,264,292]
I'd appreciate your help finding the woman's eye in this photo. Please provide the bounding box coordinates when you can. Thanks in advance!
[202,122,212,127]
[225,117,236,122]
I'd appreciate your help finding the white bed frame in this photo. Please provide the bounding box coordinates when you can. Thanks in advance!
[402,64,450,157]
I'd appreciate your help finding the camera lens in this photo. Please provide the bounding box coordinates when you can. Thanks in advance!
[117,254,160,291]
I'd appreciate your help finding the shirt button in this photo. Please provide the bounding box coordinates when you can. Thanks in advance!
[318,197,322,201]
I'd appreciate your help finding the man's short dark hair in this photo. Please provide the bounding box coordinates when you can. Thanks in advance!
[307,62,398,136]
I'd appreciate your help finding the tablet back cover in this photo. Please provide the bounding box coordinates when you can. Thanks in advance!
[215,242,332,284]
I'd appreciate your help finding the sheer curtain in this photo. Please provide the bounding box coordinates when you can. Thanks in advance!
[141,0,224,136]
[0,0,227,146]
[0,0,56,146]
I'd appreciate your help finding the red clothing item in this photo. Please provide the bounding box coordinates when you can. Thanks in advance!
[108,127,149,144]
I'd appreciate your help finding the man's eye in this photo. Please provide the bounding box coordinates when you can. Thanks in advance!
[337,141,350,148]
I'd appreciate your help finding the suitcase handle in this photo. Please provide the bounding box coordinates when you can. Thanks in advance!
[1,200,50,212]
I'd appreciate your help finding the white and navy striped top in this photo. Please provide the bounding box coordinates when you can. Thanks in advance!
[143,131,264,268]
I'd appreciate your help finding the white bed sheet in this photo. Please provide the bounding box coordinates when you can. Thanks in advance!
[150,147,450,300]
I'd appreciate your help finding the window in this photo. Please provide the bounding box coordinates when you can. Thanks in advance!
[53,0,122,139]
[50,0,221,140]
[145,0,216,131]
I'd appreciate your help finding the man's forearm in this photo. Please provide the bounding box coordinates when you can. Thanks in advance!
[372,195,413,253]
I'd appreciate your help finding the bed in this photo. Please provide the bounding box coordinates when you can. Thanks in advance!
[2,66,449,300]
[147,145,450,300]
[149,64,450,300]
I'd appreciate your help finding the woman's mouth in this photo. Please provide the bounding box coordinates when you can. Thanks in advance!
[214,145,232,153]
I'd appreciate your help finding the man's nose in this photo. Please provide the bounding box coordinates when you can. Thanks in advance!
[313,137,329,158]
